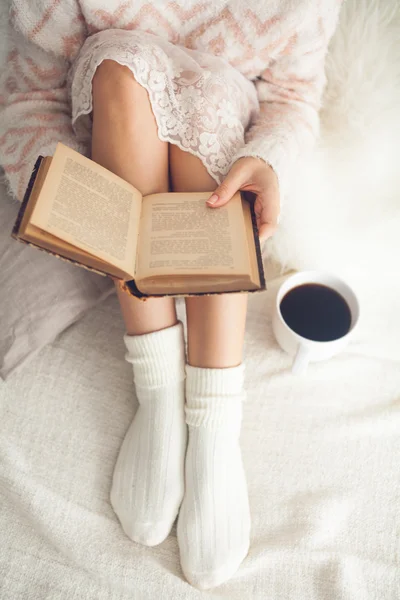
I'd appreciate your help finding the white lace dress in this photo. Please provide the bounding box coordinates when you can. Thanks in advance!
[69,29,260,184]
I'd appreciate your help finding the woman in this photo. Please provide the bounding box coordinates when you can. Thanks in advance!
[0,0,342,589]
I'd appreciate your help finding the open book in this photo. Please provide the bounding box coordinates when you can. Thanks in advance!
[12,143,265,297]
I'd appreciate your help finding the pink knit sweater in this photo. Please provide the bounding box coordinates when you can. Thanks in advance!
[0,0,342,201]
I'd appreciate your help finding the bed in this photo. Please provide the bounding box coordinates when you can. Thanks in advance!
[1,269,399,599]
[1,0,400,597]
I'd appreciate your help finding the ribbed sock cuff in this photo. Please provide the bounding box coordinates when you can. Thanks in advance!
[185,364,245,429]
[124,322,186,388]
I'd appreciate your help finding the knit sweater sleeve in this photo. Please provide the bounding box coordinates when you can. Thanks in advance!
[0,1,87,201]
[232,3,342,197]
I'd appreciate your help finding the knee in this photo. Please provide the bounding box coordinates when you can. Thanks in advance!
[93,59,129,81]
[92,59,143,99]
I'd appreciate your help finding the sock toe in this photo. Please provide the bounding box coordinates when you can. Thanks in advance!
[181,542,250,590]
[115,506,174,546]
[129,520,173,546]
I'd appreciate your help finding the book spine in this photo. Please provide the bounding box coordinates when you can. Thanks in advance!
[11,156,43,238]
[248,196,266,290]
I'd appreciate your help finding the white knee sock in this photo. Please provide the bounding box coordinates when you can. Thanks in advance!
[111,322,187,547]
[178,365,250,589]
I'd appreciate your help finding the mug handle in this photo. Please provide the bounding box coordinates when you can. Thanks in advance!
[292,344,311,375]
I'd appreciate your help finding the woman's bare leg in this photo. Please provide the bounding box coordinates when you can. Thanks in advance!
[170,146,250,589]
[92,61,186,548]
[91,60,177,335]
[169,146,247,368]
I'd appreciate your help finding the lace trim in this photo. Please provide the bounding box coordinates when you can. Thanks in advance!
[69,30,259,184]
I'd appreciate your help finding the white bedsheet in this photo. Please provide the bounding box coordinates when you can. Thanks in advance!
[1,274,399,600]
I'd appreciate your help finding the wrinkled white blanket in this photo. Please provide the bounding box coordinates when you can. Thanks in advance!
[1,275,399,599]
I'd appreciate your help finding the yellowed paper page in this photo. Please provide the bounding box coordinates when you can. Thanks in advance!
[30,143,141,275]
[135,192,250,279]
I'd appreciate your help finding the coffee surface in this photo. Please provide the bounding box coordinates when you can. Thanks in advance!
[280,283,352,342]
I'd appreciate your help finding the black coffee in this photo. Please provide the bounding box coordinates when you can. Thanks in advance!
[280,283,352,342]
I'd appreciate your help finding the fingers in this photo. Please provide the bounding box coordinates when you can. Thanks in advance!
[206,162,246,208]
[256,194,280,242]
[258,222,278,243]
[205,158,281,242]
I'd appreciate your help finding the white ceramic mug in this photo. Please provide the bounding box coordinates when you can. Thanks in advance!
[272,271,360,375]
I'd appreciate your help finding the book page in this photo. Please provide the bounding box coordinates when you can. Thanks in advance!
[135,192,250,280]
[29,143,141,275]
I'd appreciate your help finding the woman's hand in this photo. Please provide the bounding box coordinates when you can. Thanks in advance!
[206,157,280,242]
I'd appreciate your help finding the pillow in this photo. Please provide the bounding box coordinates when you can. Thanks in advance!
[0,186,114,379]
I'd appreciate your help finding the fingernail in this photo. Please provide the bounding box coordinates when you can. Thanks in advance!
[206,194,219,205]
